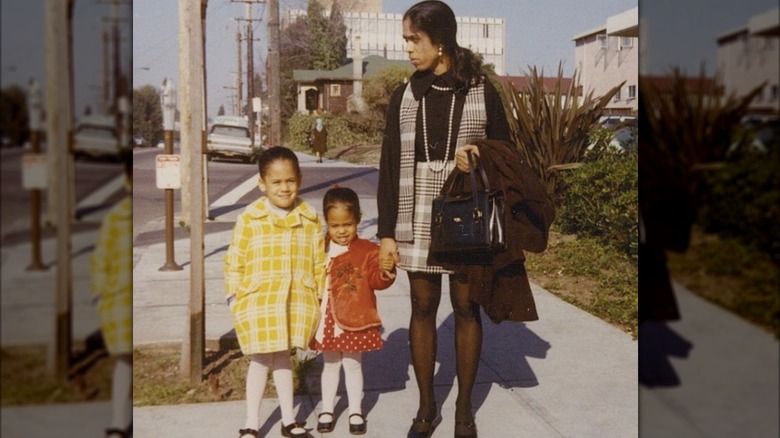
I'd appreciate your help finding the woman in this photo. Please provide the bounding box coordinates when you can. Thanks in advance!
[311,117,328,163]
[377,2,511,437]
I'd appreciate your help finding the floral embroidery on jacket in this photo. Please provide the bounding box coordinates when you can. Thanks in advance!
[333,263,362,294]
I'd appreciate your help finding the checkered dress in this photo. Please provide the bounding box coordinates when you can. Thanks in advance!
[90,197,132,355]
[224,198,326,355]
[396,82,488,273]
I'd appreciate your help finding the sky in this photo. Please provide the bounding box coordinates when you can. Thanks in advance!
[2,0,776,120]
[0,0,132,121]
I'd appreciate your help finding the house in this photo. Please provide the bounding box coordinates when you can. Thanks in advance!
[292,53,412,114]
[572,7,639,117]
[716,7,779,116]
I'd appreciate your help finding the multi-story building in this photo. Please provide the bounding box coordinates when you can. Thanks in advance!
[571,7,638,117]
[284,5,506,75]
[716,7,779,116]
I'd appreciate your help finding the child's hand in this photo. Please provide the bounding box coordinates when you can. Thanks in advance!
[380,253,396,279]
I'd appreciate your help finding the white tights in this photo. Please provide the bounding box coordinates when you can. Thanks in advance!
[111,355,132,431]
[320,351,364,423]
[244,351,302,433]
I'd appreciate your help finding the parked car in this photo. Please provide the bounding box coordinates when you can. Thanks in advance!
[206,116,257,163]
[133,134,147,147]
[73,114,126,160]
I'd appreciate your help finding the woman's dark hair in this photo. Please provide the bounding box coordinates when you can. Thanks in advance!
[323,186,362,222]
[404,0,484,90]
[256,146,301,178]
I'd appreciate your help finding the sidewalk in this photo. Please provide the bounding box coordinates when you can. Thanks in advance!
[128,152,639,437]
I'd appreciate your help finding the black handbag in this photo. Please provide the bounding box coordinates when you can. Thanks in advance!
[430,152,506,257]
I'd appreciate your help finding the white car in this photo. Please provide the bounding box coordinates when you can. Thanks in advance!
[73,115,125,160]
[206,116,257,163]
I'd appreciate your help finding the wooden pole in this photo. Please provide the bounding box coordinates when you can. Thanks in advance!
[267,0,281,145]
[178,0,205,383]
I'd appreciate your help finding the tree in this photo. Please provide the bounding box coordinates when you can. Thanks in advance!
[362,65,413,115]
[0,85,29,146]
[132,85,163,147]
[307,0,343,71]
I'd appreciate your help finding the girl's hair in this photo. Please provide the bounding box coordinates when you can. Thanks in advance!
[323,186,361,222]
[404,0,484,91]
[256,146,301,178]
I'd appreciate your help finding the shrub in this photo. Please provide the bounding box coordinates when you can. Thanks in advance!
[696,147,780,264]
[286,111,384,150]
[557,149,638,258]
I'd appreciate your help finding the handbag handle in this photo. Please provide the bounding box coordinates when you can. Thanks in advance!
[438,151,491,219]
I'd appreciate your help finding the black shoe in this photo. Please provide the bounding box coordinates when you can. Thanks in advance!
[281,422,308,438]
[238,428,259,438]
[317,412,335,433]
[348,413,367,435]
[454,420,478,438]
[407,414,441,438]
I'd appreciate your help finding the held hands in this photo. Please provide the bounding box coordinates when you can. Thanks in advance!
[455,144,480,173]
[379,238,399,280]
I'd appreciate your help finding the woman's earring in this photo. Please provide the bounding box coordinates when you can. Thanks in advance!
[438,46,443,57]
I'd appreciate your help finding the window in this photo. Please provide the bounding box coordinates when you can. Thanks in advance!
[628,85,636,99]
[597,34,607,50]
[482,23,490,38]
[614,88,621,101]
[619,36,633,50]
[771,85,778,100]
[330,84,341,97]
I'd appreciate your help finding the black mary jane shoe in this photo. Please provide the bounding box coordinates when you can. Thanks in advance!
[317,412,336,433]
[454,420,478,438]
[280,422,309,438]
[406,414,441,438]
[238,428,259,438]
[348,413,367,435]
[105,428,128,438]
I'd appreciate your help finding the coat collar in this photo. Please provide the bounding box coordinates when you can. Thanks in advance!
[410,69,462,100]
[244,197,319,223]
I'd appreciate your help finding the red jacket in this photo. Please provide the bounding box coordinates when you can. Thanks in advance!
[329,239,395,331]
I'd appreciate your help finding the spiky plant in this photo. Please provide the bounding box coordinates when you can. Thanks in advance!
[501,64,623,197]
[639,67,764,176]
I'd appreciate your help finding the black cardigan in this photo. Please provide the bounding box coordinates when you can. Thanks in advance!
[376,71,510,239]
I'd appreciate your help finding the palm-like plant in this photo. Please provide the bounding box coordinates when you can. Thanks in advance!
[639,68,764,176]
[501,64,623,197]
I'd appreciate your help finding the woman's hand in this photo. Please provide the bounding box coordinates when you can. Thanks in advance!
[455,144,480,173]
[379,238,399,277]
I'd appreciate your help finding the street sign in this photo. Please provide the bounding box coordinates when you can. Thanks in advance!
[156,154,182,189]
[21,154,47,189]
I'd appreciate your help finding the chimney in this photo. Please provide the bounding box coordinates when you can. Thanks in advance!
[353,34,363,97]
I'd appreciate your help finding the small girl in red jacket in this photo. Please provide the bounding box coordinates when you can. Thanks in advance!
[311,187,396,435]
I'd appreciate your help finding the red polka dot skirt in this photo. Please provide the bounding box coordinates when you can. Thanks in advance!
[310,300,383,353]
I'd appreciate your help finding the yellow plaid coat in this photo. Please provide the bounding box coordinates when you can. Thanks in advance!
[225,197,326,355]
[90,196,132,355]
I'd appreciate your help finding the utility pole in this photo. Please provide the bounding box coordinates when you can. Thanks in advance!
[179,0,206,383]
[102,24,110,113]
[267,0,281,145]
[44,0,74,381]
[236,22,243,116]
[232,0,264,143]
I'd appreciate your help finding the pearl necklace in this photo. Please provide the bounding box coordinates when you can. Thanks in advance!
[422,89,456,172]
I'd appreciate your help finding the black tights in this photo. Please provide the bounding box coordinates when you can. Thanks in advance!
[408,271,482,424]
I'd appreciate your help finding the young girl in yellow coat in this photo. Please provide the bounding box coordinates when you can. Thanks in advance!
[225,147,326,438]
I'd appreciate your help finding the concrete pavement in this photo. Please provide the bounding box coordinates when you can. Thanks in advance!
[2,151,776,437]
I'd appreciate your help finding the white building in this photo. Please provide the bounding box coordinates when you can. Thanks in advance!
[716,7,779,115]
[284,8,506,75]
[572,7,639,116]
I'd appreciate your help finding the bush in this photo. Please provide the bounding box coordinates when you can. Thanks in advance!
[286,111,384,150]
[696,148,780,264]
[557,149,638,258]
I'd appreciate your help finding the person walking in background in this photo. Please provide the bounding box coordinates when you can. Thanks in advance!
[376,2,513,437]
[310,187,396,435]
[311,117,328,163]
[90,155,132,438]
[225,147,326,438]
